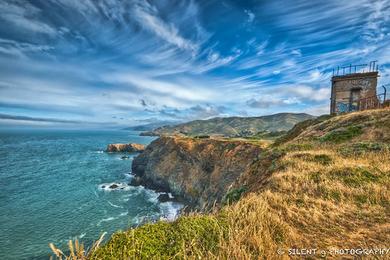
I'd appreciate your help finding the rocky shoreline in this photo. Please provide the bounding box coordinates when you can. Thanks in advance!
[103,138,264,210]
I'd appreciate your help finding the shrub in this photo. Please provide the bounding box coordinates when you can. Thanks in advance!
[292,153,332,165]
[223,187,247,205]
[281,143,313,152]
[194,135,210,139]
[90,215,226,259]
[320,126,363,143]
[338,142,387,156]
[329,167,381,188]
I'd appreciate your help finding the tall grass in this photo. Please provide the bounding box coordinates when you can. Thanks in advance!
[49,233,106,260]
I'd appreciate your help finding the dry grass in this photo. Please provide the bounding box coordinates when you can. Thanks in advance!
[49,233,106,260]
[196,146,389,259]
[216,194,293,259]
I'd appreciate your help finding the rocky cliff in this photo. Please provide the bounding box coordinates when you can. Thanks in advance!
[106,143,145,153]
[132,137,264,208]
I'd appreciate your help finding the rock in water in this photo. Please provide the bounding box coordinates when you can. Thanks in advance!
[157,193,171,203]
[106,143,145,153]
[109,184,119,189]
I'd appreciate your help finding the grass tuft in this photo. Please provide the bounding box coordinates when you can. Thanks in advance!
[320,126,363,143]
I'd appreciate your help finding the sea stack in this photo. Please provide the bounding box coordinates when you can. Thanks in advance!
[106,143,145,153]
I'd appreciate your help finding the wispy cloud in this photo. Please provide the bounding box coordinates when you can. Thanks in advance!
[244,9,255,23]
[0,0,389,126]
[0,113,82,124]
[132,1,198,52]
[0,0,56,35]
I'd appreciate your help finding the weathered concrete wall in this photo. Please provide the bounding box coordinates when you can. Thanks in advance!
[330,72,378,114]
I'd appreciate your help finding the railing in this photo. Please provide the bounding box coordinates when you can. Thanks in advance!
[332,61,378,77]
[358,92,387,111]
[335,85,389,113]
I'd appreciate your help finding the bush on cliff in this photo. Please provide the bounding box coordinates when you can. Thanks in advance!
[90,215,226,259]
[222,186,247,205]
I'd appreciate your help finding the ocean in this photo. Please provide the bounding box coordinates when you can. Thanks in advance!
[0,129,182,259]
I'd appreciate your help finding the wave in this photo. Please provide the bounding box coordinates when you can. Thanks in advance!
[97,216,116,226]
[107,201,123,208]
[119,211,128,217]
[159,201,183,222]
[124,172,133,178]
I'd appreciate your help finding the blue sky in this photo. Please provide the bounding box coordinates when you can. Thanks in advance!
[0,0,389,128]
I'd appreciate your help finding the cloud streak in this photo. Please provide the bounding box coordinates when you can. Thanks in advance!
[0,113,83,124]
[0,0,389,126]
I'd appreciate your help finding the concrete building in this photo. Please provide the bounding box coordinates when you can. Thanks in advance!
[330,62,379,115]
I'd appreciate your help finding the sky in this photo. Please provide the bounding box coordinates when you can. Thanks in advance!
[0,0,389,128]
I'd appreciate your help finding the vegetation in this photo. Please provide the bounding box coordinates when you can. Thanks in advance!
[49,233,106,260]
[51,109,390,259]
[193,135,210,139]
[90,216,225,259]
[142,113,313,137]
[222,186,247,205]
[320,125,363,143]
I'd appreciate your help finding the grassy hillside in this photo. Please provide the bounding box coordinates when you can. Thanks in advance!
[53,109,390,259]
[141,113,314,137]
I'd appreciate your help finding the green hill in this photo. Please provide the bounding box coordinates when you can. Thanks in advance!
[141,113,314,137]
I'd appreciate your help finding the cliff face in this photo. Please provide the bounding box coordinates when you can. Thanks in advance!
[132,137,263,208]
[106,143,145,153]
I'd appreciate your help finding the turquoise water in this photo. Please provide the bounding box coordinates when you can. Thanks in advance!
[0,129,182,259]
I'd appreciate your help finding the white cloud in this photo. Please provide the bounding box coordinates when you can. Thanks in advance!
[101,72,216,106]
[0,0,56,35]
[291,49,302,56]
[133,1,198,52]
[279,85,331,102]
[246,95,300,109]
[309,70,321,81]
[245,10,255,23]
[0,38,53,58]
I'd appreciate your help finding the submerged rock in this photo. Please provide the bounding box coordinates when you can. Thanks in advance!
[109,184,119,189]
[106,143,145,153]
[121,155,130,160]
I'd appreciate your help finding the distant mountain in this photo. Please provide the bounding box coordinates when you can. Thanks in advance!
[140,113,315,137]
[124,121,179,131]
